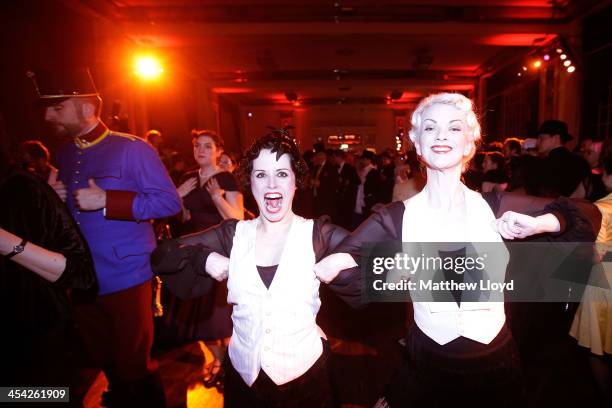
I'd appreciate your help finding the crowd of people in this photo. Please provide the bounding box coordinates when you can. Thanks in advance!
[1,68,610,407]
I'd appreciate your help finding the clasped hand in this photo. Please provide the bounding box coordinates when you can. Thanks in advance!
[492,211,560,240]
[206,252,229,281]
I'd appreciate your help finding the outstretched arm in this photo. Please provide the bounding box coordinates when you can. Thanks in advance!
[151,219,237,298]
[484,191,599,242]
[314,203,403,303]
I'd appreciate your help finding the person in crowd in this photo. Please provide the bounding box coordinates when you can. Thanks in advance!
[503,138,522,187]
[332,149,360,230]
[312,148,340,218]
[392,151,425,202]
[17,139,57,181]
[171,129,244,389]
[353,150,382,229]
[314,93,596,407]
[503,138,522,161]
[486,141,503,153]
[151,130,360,407]
[481,151,508,192]
[145,129,175,169]
[537,120,591,197]
[379,151,396,203]
[32,68,181,407]
[576,138,607,201]
[505,154,543,195]
[579,138,603,174]
[0,148,97,388]
[145,129,163,155]
[521,138,539,156]
[219,150,238,174]
[570,154,612,404]
[462,150,484,191]
[168,152,188,185]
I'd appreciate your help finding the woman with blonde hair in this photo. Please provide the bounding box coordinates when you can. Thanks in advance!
[315,93,595,407]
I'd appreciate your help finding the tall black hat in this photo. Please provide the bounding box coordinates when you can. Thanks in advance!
[27,68,99,100]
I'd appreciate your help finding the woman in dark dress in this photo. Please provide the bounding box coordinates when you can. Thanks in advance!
[166,129,244,387]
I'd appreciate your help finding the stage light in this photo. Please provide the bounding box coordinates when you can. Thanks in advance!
[517,72,522,77]
[247,112,253,118]
[134,56,163,80]
[293,100,301,107]
[543,54,550,61]
[560,54,567,60]
[532,60,542,68]
[563,60,572,67]
[556,48,563,53]
[567,66,576,73]
[522,66,527,71]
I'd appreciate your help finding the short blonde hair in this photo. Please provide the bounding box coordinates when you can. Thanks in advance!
[408,93,481,171]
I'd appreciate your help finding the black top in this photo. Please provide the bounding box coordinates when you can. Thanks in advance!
[181,170,239,233]
[256,265,278,289]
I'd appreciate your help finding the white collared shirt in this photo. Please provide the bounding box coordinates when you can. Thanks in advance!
[227,216,325,386]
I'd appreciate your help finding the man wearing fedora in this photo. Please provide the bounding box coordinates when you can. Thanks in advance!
[537,119,591,197]
[30,68,181,407]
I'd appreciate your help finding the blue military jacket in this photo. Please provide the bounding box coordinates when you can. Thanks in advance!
[57,123,181,295]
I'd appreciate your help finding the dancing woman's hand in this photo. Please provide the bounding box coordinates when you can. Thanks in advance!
[177,177,198,198]
[206,252,229,281]
[314,253,357,284]
[493,211,560,240]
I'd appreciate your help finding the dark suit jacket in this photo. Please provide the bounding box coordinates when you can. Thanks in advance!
[335,162,360,228]
[363,167,383,216]
[313,161,340,217]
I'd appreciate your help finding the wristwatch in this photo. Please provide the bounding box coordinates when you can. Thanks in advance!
[6,238,27,259]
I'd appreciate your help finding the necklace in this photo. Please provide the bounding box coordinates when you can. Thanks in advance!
[198,167,219,183]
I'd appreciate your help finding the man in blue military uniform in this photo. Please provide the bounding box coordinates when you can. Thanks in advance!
[30,68,181,407]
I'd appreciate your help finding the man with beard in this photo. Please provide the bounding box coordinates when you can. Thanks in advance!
[30,69,181,407]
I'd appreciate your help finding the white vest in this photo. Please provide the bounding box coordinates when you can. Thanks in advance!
[402,184,508,345]
[227,216,325,386]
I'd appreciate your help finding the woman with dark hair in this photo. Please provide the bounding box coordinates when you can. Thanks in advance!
[481,151,508,192]
[164,129,244,388]
[152,129,360,406]
[219,151,238,174]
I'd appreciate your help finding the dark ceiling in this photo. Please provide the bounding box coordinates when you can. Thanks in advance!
[62,0,604,106]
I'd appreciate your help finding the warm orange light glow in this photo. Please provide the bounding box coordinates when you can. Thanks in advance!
[563,60,572,67]
[560,54,567,60]
[532,60,542,68]
[567,66,576,73]
[134,56,164,80]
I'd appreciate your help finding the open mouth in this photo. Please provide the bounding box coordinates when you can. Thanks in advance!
[431,145,452,154]
[264,192,283,213]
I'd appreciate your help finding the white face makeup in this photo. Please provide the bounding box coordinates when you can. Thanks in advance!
[414,103,472,172]
[193,135,219,167]
[251,149,297,223]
